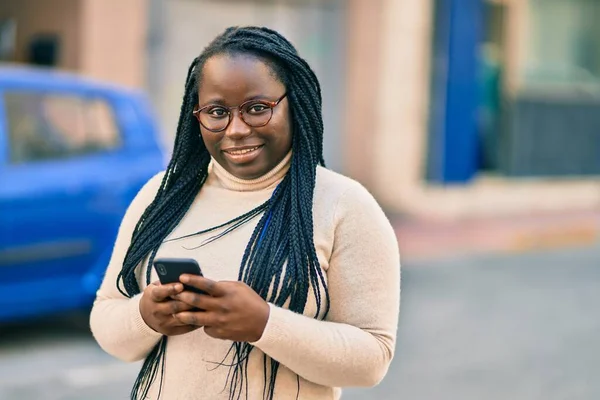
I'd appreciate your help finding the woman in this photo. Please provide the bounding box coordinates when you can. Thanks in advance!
[90,26,400,400]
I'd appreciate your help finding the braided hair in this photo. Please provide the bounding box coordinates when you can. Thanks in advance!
[116,26,330,400]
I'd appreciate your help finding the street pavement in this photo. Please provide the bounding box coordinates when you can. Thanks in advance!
[1,245,599,400]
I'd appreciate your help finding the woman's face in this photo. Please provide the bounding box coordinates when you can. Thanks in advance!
[197,54,292,180]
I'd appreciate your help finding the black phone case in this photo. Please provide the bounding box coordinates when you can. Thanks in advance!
[153,258,206,294]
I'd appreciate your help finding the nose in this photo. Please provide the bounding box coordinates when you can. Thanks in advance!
[225,109,251,139]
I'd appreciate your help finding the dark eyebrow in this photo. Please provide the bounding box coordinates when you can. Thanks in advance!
[199,94,277,108]
[200,99,227,107]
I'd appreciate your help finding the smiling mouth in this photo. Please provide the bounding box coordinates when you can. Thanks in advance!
[223,145,263,155]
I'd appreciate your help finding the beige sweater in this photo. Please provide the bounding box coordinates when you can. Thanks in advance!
[90,153,401,399]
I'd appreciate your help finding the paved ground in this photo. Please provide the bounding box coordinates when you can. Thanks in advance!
[1,245,599,400]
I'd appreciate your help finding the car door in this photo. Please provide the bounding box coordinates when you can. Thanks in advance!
[0,82,151,315]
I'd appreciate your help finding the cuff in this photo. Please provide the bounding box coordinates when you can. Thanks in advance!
[129,293,164,339]
[250,303,291,350]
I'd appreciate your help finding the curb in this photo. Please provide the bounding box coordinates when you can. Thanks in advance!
[392,211,600,261]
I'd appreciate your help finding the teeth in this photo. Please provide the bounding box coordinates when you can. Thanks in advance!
[228,146,260,155]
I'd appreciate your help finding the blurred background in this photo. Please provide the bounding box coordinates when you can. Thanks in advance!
[1,0,599,399]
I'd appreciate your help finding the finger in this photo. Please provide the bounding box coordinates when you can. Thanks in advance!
[145,281,161,293]
[167,315,192,328]
[173,292,221,311]
[168,325,200,336]
[150,282,184,302]
[179,275,224,296]
[157,300,196,316]
[167,313,196,328]
[174,310,216,327]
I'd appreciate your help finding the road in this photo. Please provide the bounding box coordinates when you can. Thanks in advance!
[1,245,599,400]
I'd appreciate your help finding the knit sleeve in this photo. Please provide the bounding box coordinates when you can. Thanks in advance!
[251,181,401,387]
[89,172,165,362]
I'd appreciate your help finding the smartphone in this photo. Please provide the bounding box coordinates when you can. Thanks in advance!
[153,258,207,295]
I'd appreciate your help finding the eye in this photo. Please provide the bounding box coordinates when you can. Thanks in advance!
[206,107,228,118]
[246,103,269,114]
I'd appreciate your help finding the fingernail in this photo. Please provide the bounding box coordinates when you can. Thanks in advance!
[174,283,183,291]
[180,275,190,283]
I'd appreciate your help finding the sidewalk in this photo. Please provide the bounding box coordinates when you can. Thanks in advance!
[344,244,600,400]
[390,209,600,261]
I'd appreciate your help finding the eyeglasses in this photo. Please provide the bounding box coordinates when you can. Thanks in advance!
[192,93,287,132]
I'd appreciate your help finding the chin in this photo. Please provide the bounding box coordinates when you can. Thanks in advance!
[228,162,267,180]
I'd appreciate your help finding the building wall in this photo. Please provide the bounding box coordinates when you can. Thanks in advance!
[343,0,384,190]
[0,0,147,88]
[0,0,82,70]
[78,0,148,88]
[368,0,434,212]
[366,0,600,220]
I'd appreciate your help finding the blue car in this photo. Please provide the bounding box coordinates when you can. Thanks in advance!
[0,64,165,322]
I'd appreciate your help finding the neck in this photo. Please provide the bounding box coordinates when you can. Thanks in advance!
[207,151,292,192]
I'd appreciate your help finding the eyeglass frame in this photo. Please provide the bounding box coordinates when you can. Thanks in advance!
[192,93,287,133]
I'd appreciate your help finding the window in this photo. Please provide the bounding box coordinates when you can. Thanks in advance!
[524,0,600,89]
[4,91,121,164]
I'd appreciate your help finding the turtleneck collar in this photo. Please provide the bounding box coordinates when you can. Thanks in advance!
[206,151,292,192]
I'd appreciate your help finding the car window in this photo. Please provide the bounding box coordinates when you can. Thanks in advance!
[3,91,121,164]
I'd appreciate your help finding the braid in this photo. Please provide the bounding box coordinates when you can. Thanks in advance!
[118,56,210,399]
[118,26,329,400]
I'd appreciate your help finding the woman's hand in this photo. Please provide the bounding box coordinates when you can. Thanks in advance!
[172,275,270,343]
[139,281,201,336]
